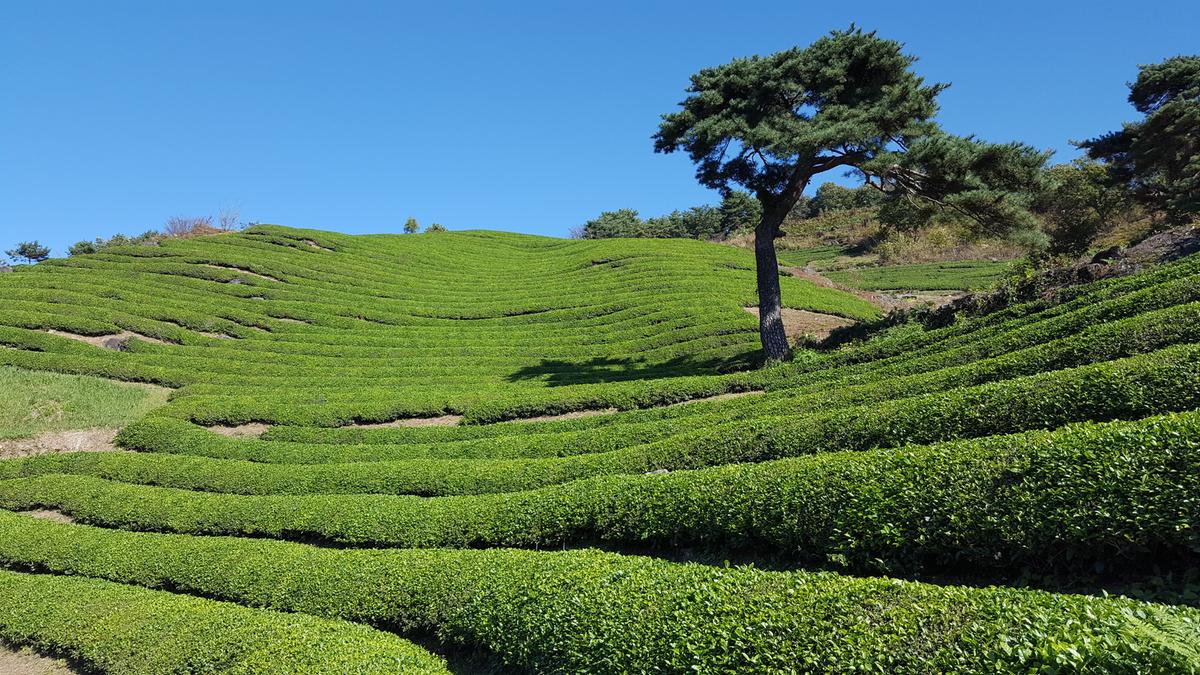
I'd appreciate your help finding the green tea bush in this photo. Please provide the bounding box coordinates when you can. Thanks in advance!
[1,225,1199,670]
[0,513,1195,674]
[94,344,1200,489]
[5,414,1196,576]
[0,568,447,673]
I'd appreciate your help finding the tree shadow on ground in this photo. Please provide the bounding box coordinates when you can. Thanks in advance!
[505,351,758,386]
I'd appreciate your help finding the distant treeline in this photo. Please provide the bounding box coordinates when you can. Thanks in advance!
[574,191,761,240]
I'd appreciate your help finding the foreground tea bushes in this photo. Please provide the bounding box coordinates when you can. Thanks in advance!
[6,414,1197,576]
[0,514,1195,674]
[0,568,448,674]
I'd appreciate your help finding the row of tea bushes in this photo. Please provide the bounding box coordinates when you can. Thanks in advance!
[5,414,1196,576]
[0,513,1195,674]
[0,568,447,673]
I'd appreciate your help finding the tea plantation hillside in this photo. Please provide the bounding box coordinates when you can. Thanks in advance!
[1,224,1200,673]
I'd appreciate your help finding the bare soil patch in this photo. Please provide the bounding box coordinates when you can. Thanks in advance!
[303,239,334,252]
[207,423,270,438]
[742,306,856,341]
[46,329,167,350]
[18,509,76,524]
[348,415,464,428]
[197,331,234,340]
[0,428,122,459]
[0,643,78,675]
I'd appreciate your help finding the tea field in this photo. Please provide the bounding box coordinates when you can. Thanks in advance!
[0,225,1198,673]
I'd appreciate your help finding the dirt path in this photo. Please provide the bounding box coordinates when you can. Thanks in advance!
[201,264,282,283]
[17,510,75,524]
[781,266,966,312]
[0,643,78,675]
[0,428,123,460]
[872,290,966,311]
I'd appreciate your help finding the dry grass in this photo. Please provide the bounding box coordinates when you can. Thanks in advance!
[18,510,76,525]
[0,428,123,460]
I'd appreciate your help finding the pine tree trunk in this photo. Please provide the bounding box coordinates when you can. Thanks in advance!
[754,209,790,362]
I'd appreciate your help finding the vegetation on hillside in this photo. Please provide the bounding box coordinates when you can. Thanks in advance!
[0,223,1198,670]
[62,210,248,258]
[574,191,762,240]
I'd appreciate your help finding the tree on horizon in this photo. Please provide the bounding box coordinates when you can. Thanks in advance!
[6,240,51,265]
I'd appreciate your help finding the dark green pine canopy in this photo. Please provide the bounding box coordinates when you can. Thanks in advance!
[1081,55,1200,222]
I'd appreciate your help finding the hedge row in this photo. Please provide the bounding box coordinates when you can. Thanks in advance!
[752,269,1200,395]
[115,297,1200,463]
[100,344,1200,488]
[0,568,447,673]
[812,251,1200,369]
[157,270,1200,428]
[256,273,1200,441]
[0,513,1195,673]
[7,414,1199,576]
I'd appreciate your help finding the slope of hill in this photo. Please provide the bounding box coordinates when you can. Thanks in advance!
[0,224,1198,672]
[0,225,878,426]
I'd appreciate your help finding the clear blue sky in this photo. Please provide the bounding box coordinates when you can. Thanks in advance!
[3,1,1198,255]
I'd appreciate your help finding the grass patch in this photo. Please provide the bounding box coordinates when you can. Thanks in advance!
[0,367,168,440]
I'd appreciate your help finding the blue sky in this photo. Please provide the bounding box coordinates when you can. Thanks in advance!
[2,1,1198,255]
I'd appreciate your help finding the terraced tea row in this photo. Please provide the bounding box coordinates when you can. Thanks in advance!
[3,414,1195,581]
[0,513,1196,673]
[0,569,447,673]
[1,226,1198,671]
